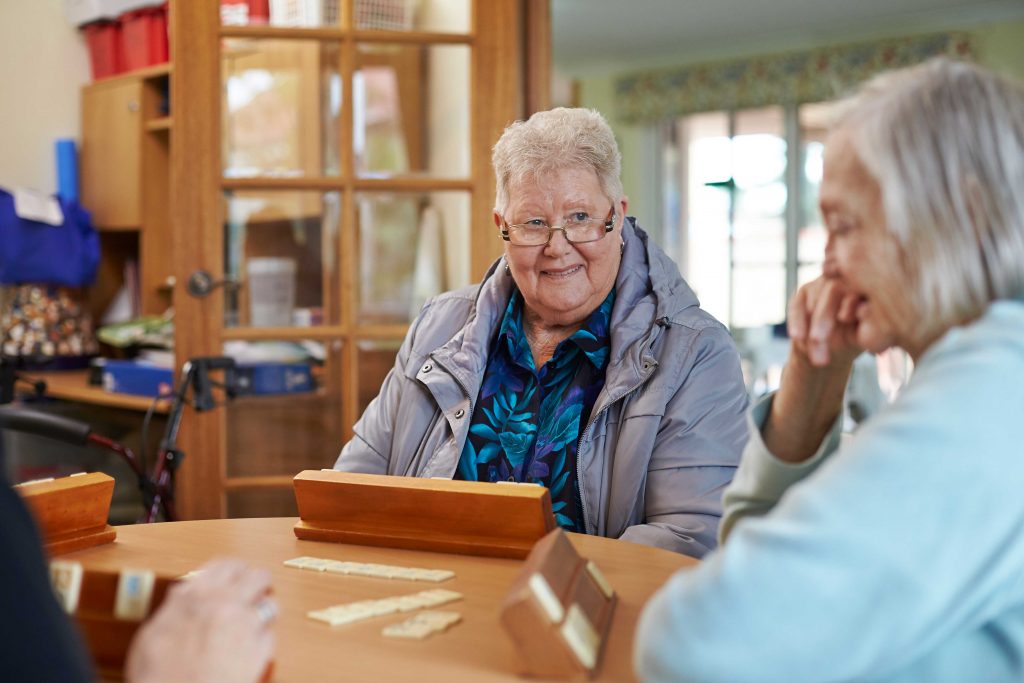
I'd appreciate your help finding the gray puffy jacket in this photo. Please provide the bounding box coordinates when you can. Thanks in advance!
[335,218,749,557]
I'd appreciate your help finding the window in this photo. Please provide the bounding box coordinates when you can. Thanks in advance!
[660,102,914,409]
[660,101,835,331]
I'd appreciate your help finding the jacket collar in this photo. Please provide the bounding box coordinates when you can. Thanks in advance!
[618,216,699,321]
[608,217,700,367]
[429,257,513,402]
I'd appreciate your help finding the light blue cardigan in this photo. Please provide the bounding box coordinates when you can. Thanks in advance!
[636,301,1024,682]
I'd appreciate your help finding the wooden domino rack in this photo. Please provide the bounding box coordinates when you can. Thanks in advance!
[293,470,556,558]
[49,563,274,682]
[16,472,117,556]
[500,529,617,679]
[50,563,176,680]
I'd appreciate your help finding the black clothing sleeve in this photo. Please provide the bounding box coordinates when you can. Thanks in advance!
[0,473,95,682]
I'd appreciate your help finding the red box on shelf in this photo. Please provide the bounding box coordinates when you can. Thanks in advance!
[220,0,269,25]
[120,4,168,71]
[249,0,269,24]
[82,20,123,79]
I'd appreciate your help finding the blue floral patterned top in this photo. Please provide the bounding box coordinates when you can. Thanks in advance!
[455,288,615,532]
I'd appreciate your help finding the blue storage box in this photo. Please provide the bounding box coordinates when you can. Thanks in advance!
[102,359,315,398]
[102,359,173,398]
[231,362,314,396]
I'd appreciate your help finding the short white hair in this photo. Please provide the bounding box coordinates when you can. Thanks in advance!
[492,108,624,214]
[834,57,1024,329]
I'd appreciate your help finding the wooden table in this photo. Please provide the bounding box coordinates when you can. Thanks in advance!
[65,517,696,682]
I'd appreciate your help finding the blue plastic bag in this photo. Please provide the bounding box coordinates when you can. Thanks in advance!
[0,188,99,287]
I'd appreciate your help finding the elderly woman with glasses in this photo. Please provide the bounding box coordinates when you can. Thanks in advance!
[334,107,749,558]
[635,58,1024,681]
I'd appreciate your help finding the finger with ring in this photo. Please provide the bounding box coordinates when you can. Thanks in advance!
[255,597,278,627]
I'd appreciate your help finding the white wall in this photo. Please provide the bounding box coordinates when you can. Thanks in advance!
[0,0,90,193]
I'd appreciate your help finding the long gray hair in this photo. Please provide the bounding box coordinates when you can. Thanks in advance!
[834,57,1024,329]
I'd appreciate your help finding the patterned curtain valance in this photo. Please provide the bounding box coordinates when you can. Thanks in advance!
[615,32,973,123]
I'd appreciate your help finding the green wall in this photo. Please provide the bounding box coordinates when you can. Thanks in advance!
[972,20,1024,80]
[577,77,659,234]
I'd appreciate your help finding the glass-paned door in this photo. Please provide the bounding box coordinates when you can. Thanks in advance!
[171,0,528,519]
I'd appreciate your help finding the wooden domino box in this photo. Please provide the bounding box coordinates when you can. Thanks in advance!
[293,470,556,558]
[16,472,116,556]
[500,529,617,679]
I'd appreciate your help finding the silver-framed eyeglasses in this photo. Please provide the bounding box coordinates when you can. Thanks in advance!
[500,206,615,246]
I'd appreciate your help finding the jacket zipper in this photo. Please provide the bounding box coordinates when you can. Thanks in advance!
[575,358,656,535]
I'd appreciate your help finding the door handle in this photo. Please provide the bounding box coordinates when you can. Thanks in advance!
[186,270,240,298]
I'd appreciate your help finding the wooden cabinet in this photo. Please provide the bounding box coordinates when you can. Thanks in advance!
[80,64,173,323]
[81,79,143,228]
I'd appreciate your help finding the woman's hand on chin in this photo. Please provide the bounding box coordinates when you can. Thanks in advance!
[787,275,864,371]
[763,276,865,463]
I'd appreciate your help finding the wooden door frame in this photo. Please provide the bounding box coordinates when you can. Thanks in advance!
[524,0,551,115]
[170,0,225,520]
[470,0,552,276]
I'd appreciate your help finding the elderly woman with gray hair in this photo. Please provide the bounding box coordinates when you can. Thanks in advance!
[636,58,1024,681]
[334,107,749,558]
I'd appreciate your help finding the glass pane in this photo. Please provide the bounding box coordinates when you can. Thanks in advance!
[223,39,341,178]
[798,222,826,266]
[798,263,823,288]
[656,120,683,263]
[799,102,837,262]
[221,0,342,27]
[733,107,786,266]
[225,338,344,477]
[684,112,731,326]
[354,44,469,178]
[227,488,299,518]
[357,339,402,414]
[354,0,470,33]
[355,191,471,325]
[732,265,786,328]
[224,191,340,329]
[733,217,785,264]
